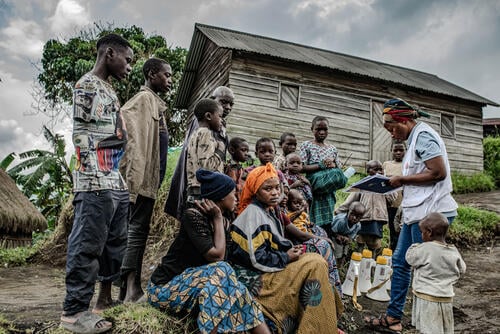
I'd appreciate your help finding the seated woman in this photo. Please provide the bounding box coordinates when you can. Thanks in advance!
[147,169,270,334]
[231,163,343,334]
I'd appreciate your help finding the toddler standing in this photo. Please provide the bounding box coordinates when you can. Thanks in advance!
[406,212,466,334]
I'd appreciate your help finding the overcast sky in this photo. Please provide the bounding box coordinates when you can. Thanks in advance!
[0,0,499,159]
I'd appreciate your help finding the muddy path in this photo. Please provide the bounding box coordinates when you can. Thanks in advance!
[0,244,498,333]
[454,189,500,215]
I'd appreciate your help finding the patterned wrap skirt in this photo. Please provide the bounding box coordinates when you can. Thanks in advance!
[304,225,343,297]
[235,253,343,334]
[147,261,264,333]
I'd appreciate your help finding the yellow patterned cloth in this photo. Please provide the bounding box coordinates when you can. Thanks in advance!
[235,253,343,334]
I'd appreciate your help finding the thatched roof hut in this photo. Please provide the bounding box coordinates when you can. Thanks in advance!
[0,169,47,248]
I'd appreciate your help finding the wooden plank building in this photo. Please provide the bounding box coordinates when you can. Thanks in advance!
[176,23,498,173]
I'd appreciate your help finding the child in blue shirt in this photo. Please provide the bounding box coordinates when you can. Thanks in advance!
[331,201,365,266]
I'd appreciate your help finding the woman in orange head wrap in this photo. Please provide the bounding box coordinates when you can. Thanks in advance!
[230,163,343,334]
[238,162,279,214]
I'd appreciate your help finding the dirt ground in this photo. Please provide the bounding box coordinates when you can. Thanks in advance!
[0,191,498,333]
[0,245,497,333]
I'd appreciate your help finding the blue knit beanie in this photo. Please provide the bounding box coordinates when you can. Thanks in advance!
[196,169,236,201]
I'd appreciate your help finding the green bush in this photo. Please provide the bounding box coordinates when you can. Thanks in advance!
[448,206,500,246]
[451,172,495,194]
[0,246,38,267]
[483,136,500,187]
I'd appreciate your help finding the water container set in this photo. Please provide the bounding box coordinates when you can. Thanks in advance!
[342,248,393,305]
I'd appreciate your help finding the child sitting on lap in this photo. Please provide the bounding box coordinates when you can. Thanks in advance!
[286,189,326,237]
[224,137,249,203]
[406,212,466,334]
[284,153,313,206]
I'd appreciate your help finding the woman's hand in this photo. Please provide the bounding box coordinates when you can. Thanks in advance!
[323,158,336,168]
[287,245,304,262]
[195,199,222,219]
[388,176,404,188]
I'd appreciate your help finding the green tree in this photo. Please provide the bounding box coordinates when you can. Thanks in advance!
[6,126,72,228]
[36,23,188,145]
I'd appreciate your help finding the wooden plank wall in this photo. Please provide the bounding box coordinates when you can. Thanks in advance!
[419,107,484,173]
[227,68,371,169]
[186,41,233,112]
[224,55,484,174]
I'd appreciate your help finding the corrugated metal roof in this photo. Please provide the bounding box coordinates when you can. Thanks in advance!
[175,23,498,108]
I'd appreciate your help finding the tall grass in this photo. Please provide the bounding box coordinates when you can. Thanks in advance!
[448,206,500,246]
[452,172,495,194]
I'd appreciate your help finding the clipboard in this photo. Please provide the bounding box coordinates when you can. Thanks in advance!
[345,175,401,194]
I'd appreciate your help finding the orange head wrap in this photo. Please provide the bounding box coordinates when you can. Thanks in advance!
[238,163,278,214]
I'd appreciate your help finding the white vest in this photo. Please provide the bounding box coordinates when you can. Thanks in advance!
[402,122,458,223]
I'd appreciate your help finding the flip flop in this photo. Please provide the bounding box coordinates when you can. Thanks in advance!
[364,315,402,334]
[61,311,112,334]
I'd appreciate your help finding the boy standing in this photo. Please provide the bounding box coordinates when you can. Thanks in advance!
[165,87,235,220]
[185,99,225,201]
[406,212,466,334]
[383,141,406,250]
[119,58,173,303]
[61,34,133,333]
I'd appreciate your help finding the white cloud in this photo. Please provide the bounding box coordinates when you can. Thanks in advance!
[0,68,50,159]
[49,0,91,35]
[0,19,44,58]
[0,119,47,160]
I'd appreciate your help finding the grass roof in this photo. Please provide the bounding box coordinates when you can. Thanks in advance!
[0,169,47,233]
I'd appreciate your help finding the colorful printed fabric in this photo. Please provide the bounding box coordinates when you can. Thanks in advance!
[383,98,430,123]
[72,73,127,192]
[231,201,343,333]
[284,172,313,201]
[303,227,344,297]
[299,140,340,168]
[273,152,287,172]
[147,261,264,334]
[233,253,342,334]
[299,141,345,227]
[287,211,314,233]
[231,202,293,272]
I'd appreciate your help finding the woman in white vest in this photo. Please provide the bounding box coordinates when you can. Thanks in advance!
[365,98,458,333]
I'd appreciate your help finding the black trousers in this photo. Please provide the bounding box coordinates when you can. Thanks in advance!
[63,190,128,315]
[387,206,400,251]
[120,195,155,285]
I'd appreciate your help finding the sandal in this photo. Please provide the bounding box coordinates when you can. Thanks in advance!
[61,311,112,334]
[364,315,402,334]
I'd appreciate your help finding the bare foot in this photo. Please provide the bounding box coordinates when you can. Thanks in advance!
[123,289,144,303]
[123,271,144,303]
[93,281,120,314]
